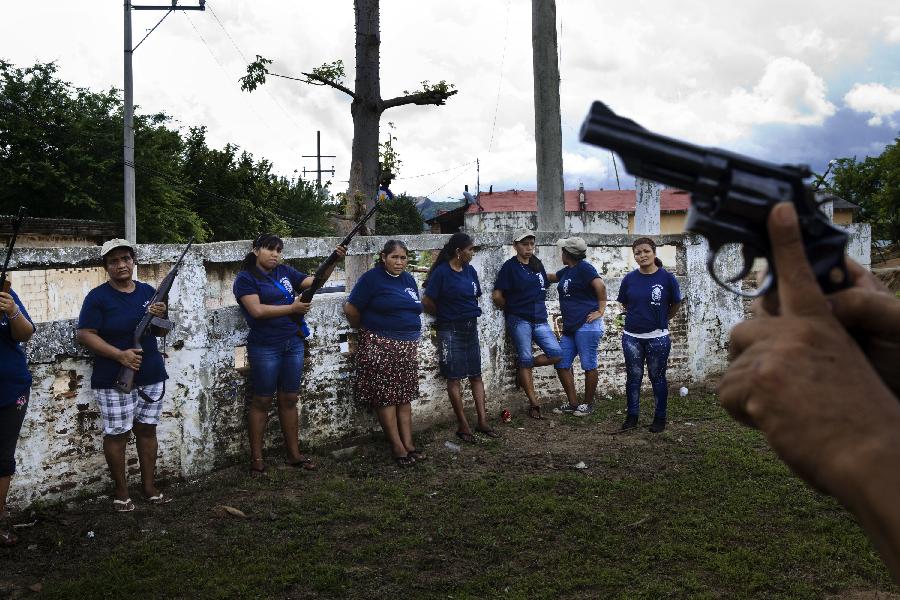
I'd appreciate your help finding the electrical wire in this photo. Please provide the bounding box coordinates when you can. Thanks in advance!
[394,160,475,181]
[487,0,512,153]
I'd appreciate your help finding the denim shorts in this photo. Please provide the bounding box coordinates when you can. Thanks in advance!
[506,315,562,368]
[436,319,482,380]
[247,336,305,396]
[558,320,605,370]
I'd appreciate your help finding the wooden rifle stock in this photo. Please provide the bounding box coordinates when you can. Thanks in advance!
[114,238,192,393]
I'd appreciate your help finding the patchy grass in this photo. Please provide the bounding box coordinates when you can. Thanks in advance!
[1,392,895,599]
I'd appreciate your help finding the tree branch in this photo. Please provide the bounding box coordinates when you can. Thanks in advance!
[299,72,356,99]
[380,89,458,111]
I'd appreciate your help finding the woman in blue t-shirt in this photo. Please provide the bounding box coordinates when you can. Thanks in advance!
[492,229,562,419]
[77,239,171,511]
[233,233,345,477]
[553,237,607,417]
[422,233,499,443]
[344,240,425,466]
[616,237,682,433]
[0,286,35,546]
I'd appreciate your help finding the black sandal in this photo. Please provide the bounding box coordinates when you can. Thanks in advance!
[407,448,427,461]
[286,456,317,471]
[476,427,501,438]
[394,454,416,467]
[456,431,477,444]
[527,405,543,420]
[249,458,267,478]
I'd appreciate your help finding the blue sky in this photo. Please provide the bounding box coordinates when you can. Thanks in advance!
[1,0,898,200]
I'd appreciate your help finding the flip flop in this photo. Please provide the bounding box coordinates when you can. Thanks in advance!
[407,448,427,461]
[394,454,415,467]
[113,498,135,513]
[0,528,18,547]
[456,431,477,444]
[249,458,267,478]
[527,405,543,420]
[147,493,173,505]
[475,427,501,438]
[286,456,317,471]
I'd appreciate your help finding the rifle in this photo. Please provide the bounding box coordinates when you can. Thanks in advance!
[579,101,849,297]
[0,207,27,294]
[297,197,383,302]
[114,237,194,393]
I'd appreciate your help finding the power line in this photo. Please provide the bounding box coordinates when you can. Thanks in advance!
[394,160,475,181]
[425,164,472,198]
[487,0,512,153]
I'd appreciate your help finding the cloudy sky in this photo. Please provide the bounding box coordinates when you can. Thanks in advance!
[2,0,899,201]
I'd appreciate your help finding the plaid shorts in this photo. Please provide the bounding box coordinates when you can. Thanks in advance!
[93,382,165,436]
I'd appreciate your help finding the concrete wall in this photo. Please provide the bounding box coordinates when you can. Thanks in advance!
[8,233,746,506]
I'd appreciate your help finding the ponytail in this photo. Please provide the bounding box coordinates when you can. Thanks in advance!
[241,233,284,280]
[425,233,473,286]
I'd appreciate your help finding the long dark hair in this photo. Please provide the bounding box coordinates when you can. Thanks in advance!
[514,236,545,274]
[241,233,284,279]
[424,232,473,286]
[632,237,663,268]
[375,239,408,267]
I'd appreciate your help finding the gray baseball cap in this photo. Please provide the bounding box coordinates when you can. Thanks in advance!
[100,238,135,258]
[556,236,588,254]
[513,229,536,242]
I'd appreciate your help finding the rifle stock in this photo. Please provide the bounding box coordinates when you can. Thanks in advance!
[0,207,27,294]
[114,238,193,393]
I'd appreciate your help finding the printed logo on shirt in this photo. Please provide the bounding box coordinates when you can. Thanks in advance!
[650,284,663,305]
[280,277,295,294]
[562,278,571,296]
[472,281,478,297]
[142,300,150,308]
[537,272,545,289]
[405,288,421,303]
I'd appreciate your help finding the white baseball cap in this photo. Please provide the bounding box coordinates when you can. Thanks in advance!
[513,229,536,242]
[100,238,135,258]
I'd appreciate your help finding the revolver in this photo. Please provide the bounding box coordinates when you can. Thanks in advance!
[579,101,850,297]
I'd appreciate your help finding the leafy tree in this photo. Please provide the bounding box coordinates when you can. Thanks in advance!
[827,138,900,244]
[376,193,423,235]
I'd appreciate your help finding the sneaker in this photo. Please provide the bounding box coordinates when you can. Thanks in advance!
[620,414,639,430]
[573,403,594,417]
[556,403,578,414]
[648,418,666,433]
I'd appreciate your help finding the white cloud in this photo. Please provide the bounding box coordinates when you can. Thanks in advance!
[777,25,839,62]
[844,83,900,126]
[885,16,900,44]
[725,57,836,126]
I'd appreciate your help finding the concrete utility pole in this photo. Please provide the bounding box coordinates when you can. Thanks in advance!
[124,0,205,242]
[531,0,565,232]
[302,130,336,188]
[634,178,661,235]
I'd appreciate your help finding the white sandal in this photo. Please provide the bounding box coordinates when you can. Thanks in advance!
[147,493,173,505]
[112,498,135,513]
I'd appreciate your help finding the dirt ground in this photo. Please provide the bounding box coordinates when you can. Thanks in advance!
[1,393,897,599]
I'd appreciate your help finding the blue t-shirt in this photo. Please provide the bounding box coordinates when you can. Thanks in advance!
[494,256,549,322]
[233,264,309,347]
[556,260,602,335]
[78,281,168,389]
[347,267,422,341]
[616,268,682,334]
[0,289,35,408]
[424,261,482,326]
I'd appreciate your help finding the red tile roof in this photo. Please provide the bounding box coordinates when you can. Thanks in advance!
[466,189,691,213]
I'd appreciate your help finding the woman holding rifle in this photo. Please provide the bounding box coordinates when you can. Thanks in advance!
[233,233,346,477]
[77,239,170,512]
[0,282,35,545]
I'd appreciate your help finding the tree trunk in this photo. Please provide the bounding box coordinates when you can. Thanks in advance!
[345,0,383,287]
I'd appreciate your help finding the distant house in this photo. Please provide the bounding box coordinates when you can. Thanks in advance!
[463,188,855,234]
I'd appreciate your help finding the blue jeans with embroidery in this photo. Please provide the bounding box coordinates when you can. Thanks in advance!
[506,315,562,368]
[622,334,671,419]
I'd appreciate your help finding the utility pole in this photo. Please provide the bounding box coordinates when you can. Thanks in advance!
[301,130,336,188]
[124,0,205,242]
[531,0,565,233]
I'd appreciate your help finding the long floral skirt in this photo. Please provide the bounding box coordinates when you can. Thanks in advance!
[355,329,419,408]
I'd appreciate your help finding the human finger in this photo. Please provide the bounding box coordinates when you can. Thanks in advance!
[845,258,890,293]
[767,203,830,317]
[717,359,760,429]
[726,318,780,362]
[829,287,900,338]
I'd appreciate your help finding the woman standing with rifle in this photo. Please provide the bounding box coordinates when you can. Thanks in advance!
[77,239,170,512]
[0,208,36,544]
[343,240,426,466]
[233,233,346,477]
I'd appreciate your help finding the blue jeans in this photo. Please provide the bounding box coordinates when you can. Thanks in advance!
[622,333,671,419]
[506,315,562,368]
[558,320,604,370]
[436,319,482,379]
[247,336,305,396]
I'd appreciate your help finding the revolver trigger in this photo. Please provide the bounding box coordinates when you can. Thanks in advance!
[727,245,759,283]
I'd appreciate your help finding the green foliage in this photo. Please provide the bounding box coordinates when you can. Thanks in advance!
[376,193,423,235]
[402,79,456,96]
[0,60,336,243]
[827,138,900,243]
[378,121,402,178]
[310,60,346,86]
[238,55,272,92]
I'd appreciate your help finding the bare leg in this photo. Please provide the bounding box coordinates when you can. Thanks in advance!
[397,402,415,453]
[518,366,539,406]
[133,422,159,497]
[375,405,408,458]
[248,395,273,464]
[0,475,14,545]
[276,392,304,463]
[0,476,10,515]
[103,432,130,500]
[533,354,561,368]
[470,376,489,430]
[584,369,599,406]
[556,368,578,407]
[447,379,472,434]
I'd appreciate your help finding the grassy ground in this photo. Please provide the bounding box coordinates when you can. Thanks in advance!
[1,392,896,599]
